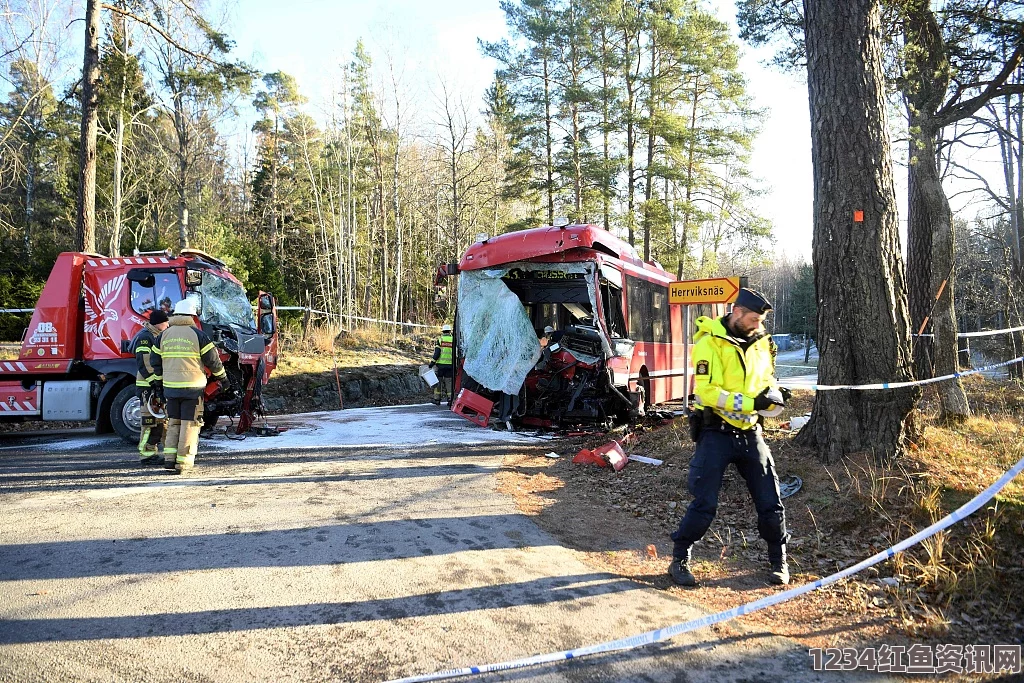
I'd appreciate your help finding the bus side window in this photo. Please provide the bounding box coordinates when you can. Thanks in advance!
[651,285,669,343]
[627,276,653,342]
[601,283,627,338]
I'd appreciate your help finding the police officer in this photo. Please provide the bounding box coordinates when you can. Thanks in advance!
[132,309,169,465]
[150,298,227,475]
[428,323,454,405]
[669,288,792,587]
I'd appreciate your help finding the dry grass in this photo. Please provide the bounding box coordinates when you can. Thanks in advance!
[498,375,1024,649]
[277,319,438,357]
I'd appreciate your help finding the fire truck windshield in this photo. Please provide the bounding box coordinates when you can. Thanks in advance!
[200,272,257,331]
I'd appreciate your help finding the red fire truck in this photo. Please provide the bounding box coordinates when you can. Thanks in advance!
[442,223,709,426]
[0,250,279,441]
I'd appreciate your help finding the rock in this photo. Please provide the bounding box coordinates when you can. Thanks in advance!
[263,397,286,412]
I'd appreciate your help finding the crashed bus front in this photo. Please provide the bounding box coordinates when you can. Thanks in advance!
[450,224,689,427]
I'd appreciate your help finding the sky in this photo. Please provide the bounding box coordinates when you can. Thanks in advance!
[222,0,818,261]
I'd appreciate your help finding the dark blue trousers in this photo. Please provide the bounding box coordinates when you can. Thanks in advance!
[671,425,789,558]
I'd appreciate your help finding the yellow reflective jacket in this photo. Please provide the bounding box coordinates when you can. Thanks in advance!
[692,315,778,429]
[132,323,161,387]
[433,333,454,366]
[151,315,227,399]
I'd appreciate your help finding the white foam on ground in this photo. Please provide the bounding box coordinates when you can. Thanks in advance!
[36,436,122,452]
[205,403,544,452]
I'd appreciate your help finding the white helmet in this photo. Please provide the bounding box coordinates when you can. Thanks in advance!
[441,323,452,333]
[173,298,197,316]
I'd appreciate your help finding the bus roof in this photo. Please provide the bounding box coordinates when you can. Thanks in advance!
[459,224,662,272]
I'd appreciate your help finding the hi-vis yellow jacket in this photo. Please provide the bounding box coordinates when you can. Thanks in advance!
[433,333,454,366]
[150,315,227,399]
[692,315,778,430]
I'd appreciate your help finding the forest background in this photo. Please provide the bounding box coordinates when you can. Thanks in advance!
[0,0,1020,346]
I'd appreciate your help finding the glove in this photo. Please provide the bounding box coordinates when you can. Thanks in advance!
[150,380,163,401]
[779,387,792,404]
[753,387,784,411]
[428,361,435,369]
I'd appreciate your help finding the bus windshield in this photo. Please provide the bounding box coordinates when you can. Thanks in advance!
[200,272,256,331]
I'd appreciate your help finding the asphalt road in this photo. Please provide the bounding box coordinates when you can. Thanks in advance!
[0,404,890,682]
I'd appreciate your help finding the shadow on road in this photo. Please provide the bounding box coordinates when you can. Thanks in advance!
[0,572,638,644]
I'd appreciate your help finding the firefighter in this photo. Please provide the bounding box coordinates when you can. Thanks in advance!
[132,309,170,465]
[149,298,227,475]
[668,288,793,587]
[428,323,454,405]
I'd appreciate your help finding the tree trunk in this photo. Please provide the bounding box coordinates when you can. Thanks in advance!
[270,114,280,258]
[796,0,919,463]
[901,0,968,420]
[907,136,932,378]
[76,0,101,254]
[542,52,554,225]
[24,148,34,256]
[910,120,970,422]
[600,25,611,232]
[111,6,127,257]
[643,25,657,263]
[624,23,637,247]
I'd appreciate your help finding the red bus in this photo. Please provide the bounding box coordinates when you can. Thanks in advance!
[446,223,702,426]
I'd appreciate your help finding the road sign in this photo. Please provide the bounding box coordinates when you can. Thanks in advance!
[668,277,741,305]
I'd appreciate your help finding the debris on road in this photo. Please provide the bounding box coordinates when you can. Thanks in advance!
[451,388,494,427]
[572,440,627,471]
[628,454,663,466]
[779,475,803,499]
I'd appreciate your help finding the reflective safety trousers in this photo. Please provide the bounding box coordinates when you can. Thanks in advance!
[691,315,777,429]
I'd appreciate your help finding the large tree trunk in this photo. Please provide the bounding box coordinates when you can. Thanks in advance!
[902,0,969,420]
[76,0,100,254]
[796,0,919,463]
[910,120,970,422]
[907,140,932,378]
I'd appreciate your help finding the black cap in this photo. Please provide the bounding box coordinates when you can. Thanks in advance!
[734,288,772,314]
[149,310,169,325]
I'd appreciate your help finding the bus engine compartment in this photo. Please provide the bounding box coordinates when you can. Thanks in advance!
[456,261,642,427]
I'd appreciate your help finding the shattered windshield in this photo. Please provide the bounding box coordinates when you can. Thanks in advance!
[200,272,256,331]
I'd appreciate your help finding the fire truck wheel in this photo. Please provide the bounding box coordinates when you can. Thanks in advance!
[110,383,143,444]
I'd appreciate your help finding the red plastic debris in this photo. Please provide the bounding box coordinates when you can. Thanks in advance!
[572,440,628,471]
[451,388,494,428]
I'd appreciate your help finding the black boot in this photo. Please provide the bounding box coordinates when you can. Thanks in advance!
[768,543,790,585]
[668,546,697,587]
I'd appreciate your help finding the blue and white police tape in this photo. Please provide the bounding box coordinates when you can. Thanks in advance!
[914,323,1024,339]
[388,449,1024,683]
[781,355,1024,392]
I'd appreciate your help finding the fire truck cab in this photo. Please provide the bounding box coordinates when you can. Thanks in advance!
[0,250,279,441]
